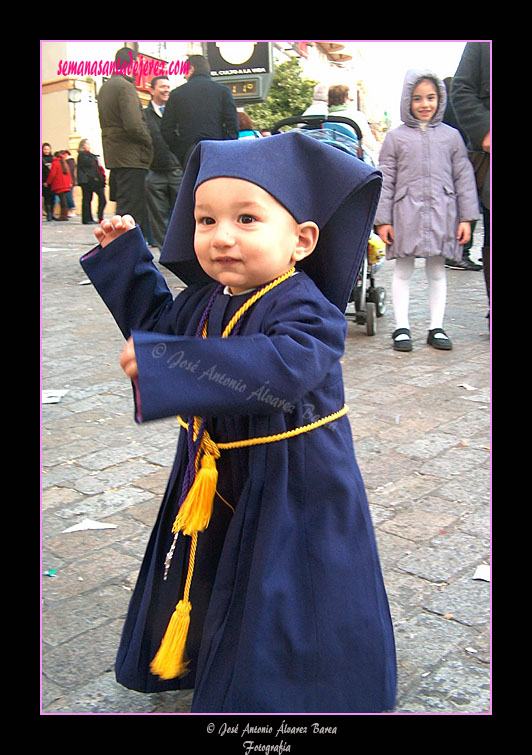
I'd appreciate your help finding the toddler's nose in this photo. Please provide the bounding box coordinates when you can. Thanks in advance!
[212,222,235,248]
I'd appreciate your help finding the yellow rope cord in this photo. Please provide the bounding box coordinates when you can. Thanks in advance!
[176,265,348,517]
[221,267,296,339]
[177,403,349,453]
[177,267,299,522]
[216,490,235,514]
[182,532,197,603]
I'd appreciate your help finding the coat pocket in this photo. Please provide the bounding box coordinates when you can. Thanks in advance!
[442,186,458,244]
[393,185,409,203]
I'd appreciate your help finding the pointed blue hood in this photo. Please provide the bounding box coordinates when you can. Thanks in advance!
[159,131,382,311]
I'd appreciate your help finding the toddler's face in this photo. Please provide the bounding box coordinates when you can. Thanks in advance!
[411,79,438,122]
[194,177,316,294]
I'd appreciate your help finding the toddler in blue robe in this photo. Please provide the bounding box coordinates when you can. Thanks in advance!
[80,131,397,713]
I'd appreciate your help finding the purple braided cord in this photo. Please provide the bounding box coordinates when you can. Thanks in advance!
[178,285,222,506]
[177,284,256,506]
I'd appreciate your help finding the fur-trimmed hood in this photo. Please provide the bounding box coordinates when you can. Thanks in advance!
[400,68,447,127]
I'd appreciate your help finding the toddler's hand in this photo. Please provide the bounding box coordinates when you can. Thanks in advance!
[94,215,136,248]
[119,336,138,380]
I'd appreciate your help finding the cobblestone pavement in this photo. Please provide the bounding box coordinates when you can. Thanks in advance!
[42,214,491,715]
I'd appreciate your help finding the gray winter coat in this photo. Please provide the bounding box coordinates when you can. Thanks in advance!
[375,69,479,261]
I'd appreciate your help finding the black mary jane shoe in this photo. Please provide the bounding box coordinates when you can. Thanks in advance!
[392,328,413,352]
[427,328,452,350]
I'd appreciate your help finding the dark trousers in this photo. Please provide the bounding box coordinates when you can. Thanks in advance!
[482,205,490,301]
[54,191,69,220]
[56,192,69,210]
[43,186,54,220]
[81,183,107,223]
[145,168,183,249]
[110,167,148,235]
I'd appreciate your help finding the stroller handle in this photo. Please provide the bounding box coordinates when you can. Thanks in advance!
[270,115,363,142]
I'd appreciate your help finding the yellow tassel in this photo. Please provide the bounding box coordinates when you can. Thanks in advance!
[150,599,191,679]
[173,452,218,536]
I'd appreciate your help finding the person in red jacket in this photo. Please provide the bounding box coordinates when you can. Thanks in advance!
[45,151,72,221]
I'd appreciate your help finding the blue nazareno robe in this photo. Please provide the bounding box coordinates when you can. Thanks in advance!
[81,226,396,713]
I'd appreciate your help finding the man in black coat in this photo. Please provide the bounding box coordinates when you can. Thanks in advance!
[144,76,183,251]
[161,55,238,168]
[443,77,482,272]
[451,42,491,304]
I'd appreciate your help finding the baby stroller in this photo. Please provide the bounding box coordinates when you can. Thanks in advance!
[349,231,387,335]
[271,115,387,335]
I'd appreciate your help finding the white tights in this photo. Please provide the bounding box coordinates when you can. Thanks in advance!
[392,256,447,333]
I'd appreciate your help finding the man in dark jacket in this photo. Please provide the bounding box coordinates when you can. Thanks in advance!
[451,42,491,303]
[443,77,482,272]
[161,55,238,168]
[144,76,183,250]
[97,47,153,235]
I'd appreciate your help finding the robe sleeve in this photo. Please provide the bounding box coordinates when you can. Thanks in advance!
[80,232,347,424]
[80,226,181,340]
[132,279,347,422]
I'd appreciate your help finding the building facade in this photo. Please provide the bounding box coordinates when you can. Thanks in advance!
[41,41,386,217]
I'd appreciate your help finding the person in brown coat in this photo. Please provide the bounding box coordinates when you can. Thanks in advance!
[97,47,153,235]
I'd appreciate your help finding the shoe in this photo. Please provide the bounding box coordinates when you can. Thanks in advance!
[445,257,483,271]
[392,328,413,352]
[427,328,452,350]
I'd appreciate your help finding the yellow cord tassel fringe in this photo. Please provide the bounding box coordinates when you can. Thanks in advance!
[173,451,219,537]
[149,437,220,680]
[149,447,216,680]
[150,531,198,679]
[149,598,192,679]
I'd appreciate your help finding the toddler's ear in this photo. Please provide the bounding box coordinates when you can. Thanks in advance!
[292,221,319,262]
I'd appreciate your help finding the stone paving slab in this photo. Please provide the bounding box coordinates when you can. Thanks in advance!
[41,215,491,715]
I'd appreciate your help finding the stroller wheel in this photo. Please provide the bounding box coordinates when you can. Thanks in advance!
[368,286,387,317]
[366,301,377,336]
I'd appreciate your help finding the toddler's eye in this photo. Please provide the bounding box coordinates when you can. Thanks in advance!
[197,216,215,225]
[239,214,256,224]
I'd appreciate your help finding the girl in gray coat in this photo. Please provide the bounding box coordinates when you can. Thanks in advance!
[375,69,479,351]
